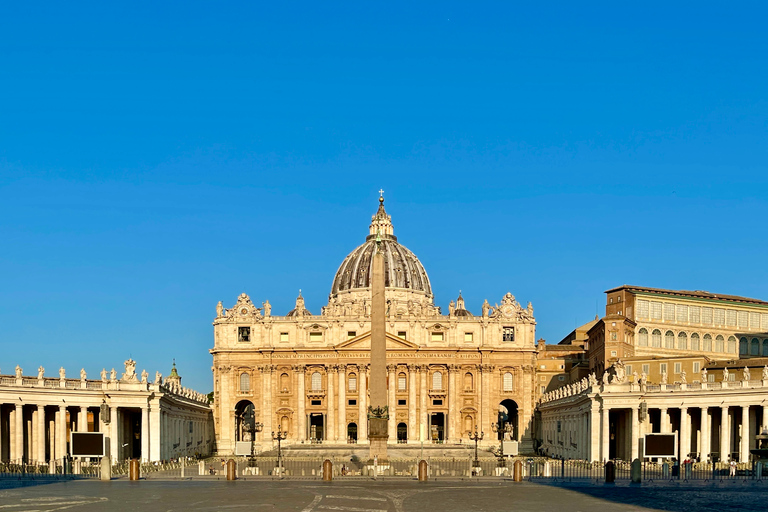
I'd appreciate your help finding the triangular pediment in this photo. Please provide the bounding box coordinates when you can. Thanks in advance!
[336,331,419,350]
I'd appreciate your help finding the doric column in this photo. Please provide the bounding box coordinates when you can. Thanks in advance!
[419,366,428,442]
[589,403,600,462]
[447,365,457,443]
[601,404,610,462]
[358,366,368,442]
[679,407,689,461]
[36,405,45,463]
[327,365,336,442]
[720,406,729,461]
[740,406,750,463]
[338,365,346,442]
[110,407,118,462]
[14,404,24,463]
[387,364,396,442]
[408,365,417,442]
[150,404,161,462]
[700,407,710,462]
[659,407,668,433]
[630,406,639,461]
[55,406,66,462]
[141,407,149,462]
[79,406,89,432]
[296,365,306,442]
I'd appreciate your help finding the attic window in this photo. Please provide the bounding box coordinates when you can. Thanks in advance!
[503,327,515,342]
[431,332,444,342]
[309,332,323,342]
[398,331,407,339]
[347,331,357,339]
[464,332,474,342]
[280,332,289,342]
[238,327,251,342]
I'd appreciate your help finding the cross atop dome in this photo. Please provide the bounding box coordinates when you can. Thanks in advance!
[370,190,394,237]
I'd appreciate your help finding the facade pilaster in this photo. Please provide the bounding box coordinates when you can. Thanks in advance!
[338,365,346,442]
[387,364,396,442]
[480,364,493,436]
[327,365,336,442]
[408,365,417,442]
[296,365,306,442]
[447,365,457,443]
[419,365,428,442]
[358,366,368,442]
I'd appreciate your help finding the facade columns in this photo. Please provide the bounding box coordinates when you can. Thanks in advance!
[408,366,417,442]
[659,407,669,433]
[630,406,639,461]
[600,404,609,462]
[387,365,396,443]
[110,406,118,462]
[297,365,306,442]
[36,405,45,463]
[679,407,689,460]
[589,404,600,462]
[358,366,367,442]
[327,366,336,442]
[261,366,273,443]
[480,365,492,436]
[55,405,66,462]
[338,365,346,442]
[720,406,729,461]
[79,406,89,432]
[700,407,710,462]
[740,405,750,463]
[763,405,768,432]
[14,404,23,463]
[150,404,161,462]
[141,407,149,462]
[447,366,457,443]
[419,366,428,442]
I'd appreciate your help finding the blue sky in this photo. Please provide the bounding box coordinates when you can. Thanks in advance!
[1,2,766,392]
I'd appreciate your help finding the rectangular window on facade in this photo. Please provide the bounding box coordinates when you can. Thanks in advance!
[626,365,632,376]
[762,313,768,330]
[714,308,725,325]
[348,399,356,406]
[690,306,701,324]
[280,332,289,342]
[611,351,617,357]
[693,362,700,373]
[651,302,662,320]
[663,303,675,321]
[727,310,737,327]
[737,311,748,328]
[398,375,406,391]
[676,305,688,322]
[642,364,650,374]
[398,399,406,406]
[708,374,715,382]
[347,331,357,339]
[674,363,681,374]
[348,376,357,392]
[238,326,251,342]
[541,385,546,394]
[502,326,515,342]
[398,331,407,339]
[750,312,760,329]
[728,373,735,382]
[660,363,667,374]
[311,400,322,406]
[432,399,443,406]
[637,300,649,319]
[431,332,444,342]
[464,332,474,342]
[702,307,713,325]
[309,332,323,342]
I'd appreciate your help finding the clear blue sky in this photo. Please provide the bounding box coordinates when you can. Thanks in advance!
[1,2,766,392]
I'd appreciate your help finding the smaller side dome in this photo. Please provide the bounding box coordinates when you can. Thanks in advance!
[286,290,312,317]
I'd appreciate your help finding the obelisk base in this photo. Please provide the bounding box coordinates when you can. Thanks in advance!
[368,417,389,461]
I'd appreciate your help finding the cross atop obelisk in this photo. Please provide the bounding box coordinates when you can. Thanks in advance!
[368,196,389,460]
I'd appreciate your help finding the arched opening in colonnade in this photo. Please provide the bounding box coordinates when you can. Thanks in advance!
[498,399,519,441]
[234,400,256,442]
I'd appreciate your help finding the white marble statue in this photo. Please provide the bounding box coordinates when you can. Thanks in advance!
[80,368,87,381]
[155,371,162,384]
[110,368,117,381]
[680,370,687,384]
[101,368,107,382]
[123,359,137,381]
[743,366,751,382]
[15,365,22,379]
[701,368,707,382]
[723,367,730,382]
[59,367,66,380]
[660,371,667,385]
[216,301,224,318]
[262,300,271,316]
[38,366,45,380]
[141,369,148,383]
[763,366,768,381]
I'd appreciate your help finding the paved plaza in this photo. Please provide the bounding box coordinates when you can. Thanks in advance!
[0,479,766,512]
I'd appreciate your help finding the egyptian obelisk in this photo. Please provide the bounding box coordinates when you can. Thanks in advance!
[368,196,389,460]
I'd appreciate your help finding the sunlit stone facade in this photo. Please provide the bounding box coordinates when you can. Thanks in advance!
[210,198,538,455]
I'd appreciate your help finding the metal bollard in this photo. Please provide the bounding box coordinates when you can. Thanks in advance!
[418,460,428,482]
[226,459,237,481]
[323,459,333,482]
[129,459,140,481]
[630,459,641,484]
[605,461,615,483]
[513,460,523,482]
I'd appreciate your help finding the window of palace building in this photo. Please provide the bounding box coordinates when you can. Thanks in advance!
[280,332,289,342]
[464,332,473,342]
[238,327,250,342]
[503,326,514,342]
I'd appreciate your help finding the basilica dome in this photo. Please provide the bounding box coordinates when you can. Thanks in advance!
[330,197,432,298]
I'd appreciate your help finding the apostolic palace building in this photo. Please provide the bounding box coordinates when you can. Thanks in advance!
[211,197,538,455]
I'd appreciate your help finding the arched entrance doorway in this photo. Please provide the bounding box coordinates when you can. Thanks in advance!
[347,422,357,443]
[235,401,256,442]
[397,422,408,443]
[429,412,445,443]
[498,399,519,441]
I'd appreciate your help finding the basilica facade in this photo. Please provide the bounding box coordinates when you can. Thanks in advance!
[210,198,538,455]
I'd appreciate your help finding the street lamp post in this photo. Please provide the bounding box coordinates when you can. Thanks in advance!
[469,425,484,468]
[272,425,288,477]
[492,421,513,462]
[249,422,264,458]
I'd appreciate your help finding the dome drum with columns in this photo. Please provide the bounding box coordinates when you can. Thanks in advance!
[210,195,538,456]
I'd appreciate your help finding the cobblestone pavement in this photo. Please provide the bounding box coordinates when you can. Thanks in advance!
[0,479,765,511]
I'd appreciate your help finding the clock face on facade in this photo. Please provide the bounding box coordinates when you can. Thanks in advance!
[240,307,249,316]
